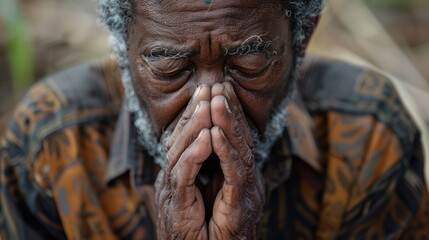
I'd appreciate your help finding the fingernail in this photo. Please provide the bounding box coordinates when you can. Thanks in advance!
[192,102,201,117]
[216,127,226,138]
[223,82,232,98]
[193,85,202,99]
[224,99,232,113]
[197,129,206,139]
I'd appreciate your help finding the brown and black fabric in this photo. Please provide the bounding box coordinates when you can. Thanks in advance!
[0,57,427,239]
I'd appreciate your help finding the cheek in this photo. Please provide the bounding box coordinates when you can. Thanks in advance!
[233,52,293,132]
[129,61,195,136]
[233,84,279,133]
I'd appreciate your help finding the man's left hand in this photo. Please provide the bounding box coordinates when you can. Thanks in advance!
[208,82,265,239]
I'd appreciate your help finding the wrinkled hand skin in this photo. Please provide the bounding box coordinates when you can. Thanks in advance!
[154,83,265,239]
[208,82,265,239]
[155,85,212,239]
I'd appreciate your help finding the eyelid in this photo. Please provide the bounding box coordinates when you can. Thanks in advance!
[227,62,271,80]
[152,68,193,82]
[229,52,271,68]
[226,52,279,80]
[142,55,190,70]
[139,55,194,82]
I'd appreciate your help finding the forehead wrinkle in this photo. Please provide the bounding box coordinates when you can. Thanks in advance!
[130,0,289,62]
[133,10,279,45]
[132,8,269,45]
[131,14,201,47]
[134,0,280,25]
[131,0,284,36]
[137,0,273,10]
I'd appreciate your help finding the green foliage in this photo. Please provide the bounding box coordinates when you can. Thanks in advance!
[0,0,34,94]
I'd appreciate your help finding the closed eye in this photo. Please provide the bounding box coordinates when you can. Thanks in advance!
[226,63,270,80]
[226,53,272,80]
[151,66,193,82]
[141,54,194,82]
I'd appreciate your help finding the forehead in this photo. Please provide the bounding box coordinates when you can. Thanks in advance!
[134,0,281,15]
[131,0,285,44]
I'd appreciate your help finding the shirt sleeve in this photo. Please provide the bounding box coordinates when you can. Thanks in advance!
[1,82,156,240]
[0,83,68,239]
[399,138,429,239]
[317,111,429,239]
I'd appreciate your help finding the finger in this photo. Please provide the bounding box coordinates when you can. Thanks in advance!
[210,126,244,205]
[165,100,212,171]
[165,84,211,151]
[171,128,212,206]
[211,94,254,167]
[154,170,173,210]
[222,82,255,150]
[211,83,224,98]
[221,82,241,113]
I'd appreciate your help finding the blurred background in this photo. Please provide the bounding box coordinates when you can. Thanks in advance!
[0,0,429,135]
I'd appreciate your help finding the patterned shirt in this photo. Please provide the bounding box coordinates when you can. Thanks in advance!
[0,57,428,239]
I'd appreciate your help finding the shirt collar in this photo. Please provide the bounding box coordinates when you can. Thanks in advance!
[105,106,132,183]
[261,94,321,191]
[285,95,321,172]
[105,93,321,185]
[105,107,159,187]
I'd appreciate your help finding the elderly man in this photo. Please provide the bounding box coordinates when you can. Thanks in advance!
[1,0,428,239]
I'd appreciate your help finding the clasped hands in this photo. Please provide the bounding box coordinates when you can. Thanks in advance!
[154,82,265,239]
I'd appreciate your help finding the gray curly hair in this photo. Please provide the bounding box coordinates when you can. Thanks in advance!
[97,0,323,97]
[96,0,323,167]
[97,0,323,63]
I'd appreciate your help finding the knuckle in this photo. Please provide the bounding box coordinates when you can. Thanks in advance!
[242,148,254,167]
[164,139,172,153]
[169,171,179,189]
[179,114,191,126]
[232,118,243,136]
[165,131,178,150]
[156,186,173,208]
[214,139,229,158]
[246,135,255,152]
[165,148,177,168]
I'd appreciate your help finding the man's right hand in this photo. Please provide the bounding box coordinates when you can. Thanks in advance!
[154,85,212,239]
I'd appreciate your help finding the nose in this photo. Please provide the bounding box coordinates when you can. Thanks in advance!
[195,65,224,86]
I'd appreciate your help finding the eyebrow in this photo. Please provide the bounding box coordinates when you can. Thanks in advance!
[142,46,197,61]
[223,37,278,57]
[141,36,280,61]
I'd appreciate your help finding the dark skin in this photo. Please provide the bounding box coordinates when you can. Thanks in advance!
[127,0,295,238]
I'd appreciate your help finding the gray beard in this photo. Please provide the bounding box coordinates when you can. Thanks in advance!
[121,66,293,169]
